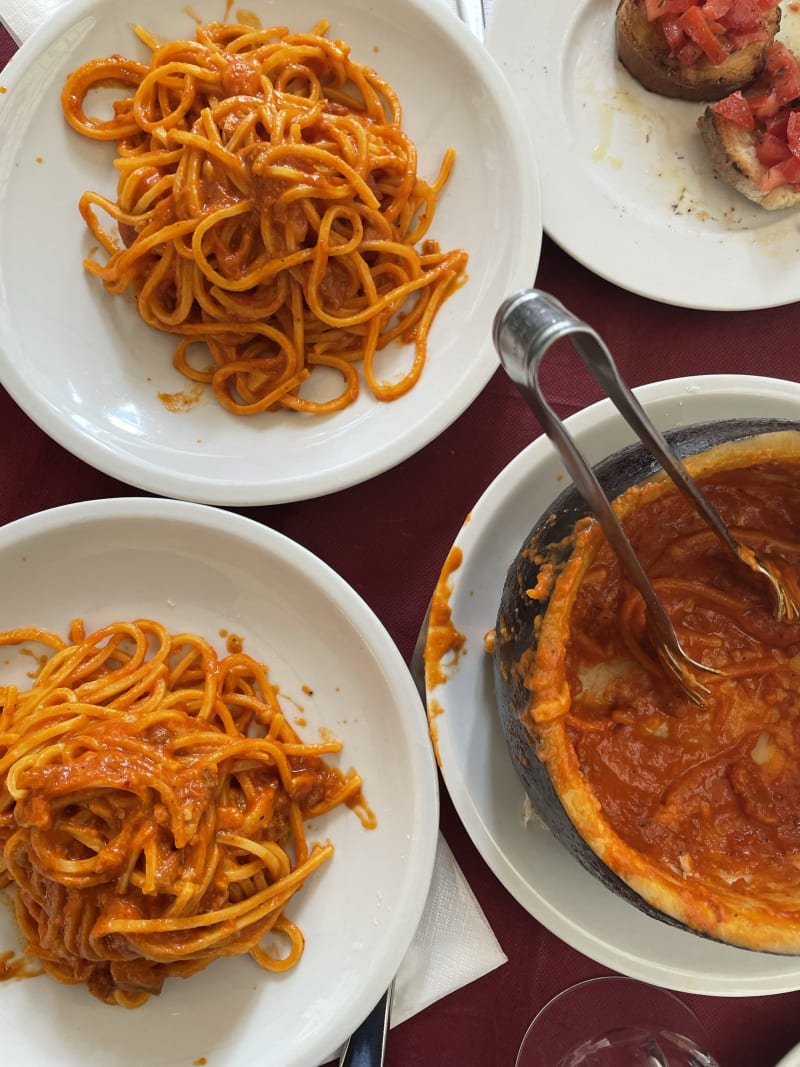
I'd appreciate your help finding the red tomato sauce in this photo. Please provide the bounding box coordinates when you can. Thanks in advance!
[564,459,800,890]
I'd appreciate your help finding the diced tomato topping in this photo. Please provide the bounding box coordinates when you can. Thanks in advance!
[765,108,790,136]
[710,42,800,193]
[768,105,793,131]
[645,0,693,19]
[661,16,686,48]
[760,154,800,191]
[727,28,769,48]
[651,0,778,64]
[724,0,766,31]
[676,40,704,65]
[787,111,800,158]
[755,130,792,166]
[678,5,730,63]
[702,0,732,17]
[745,103,800,190]
[748,89,782,120]
[712,89,755,127]
[765,42,800,104]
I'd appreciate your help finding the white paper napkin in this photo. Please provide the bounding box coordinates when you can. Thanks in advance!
[0,0,508,1029]
[392,832,506,1027]
[0,0,60,43]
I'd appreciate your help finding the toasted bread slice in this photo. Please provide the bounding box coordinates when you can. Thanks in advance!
[616,0,780,101]
[697,106,800,209]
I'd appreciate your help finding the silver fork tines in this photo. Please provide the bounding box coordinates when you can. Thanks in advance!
[750,555,799,623]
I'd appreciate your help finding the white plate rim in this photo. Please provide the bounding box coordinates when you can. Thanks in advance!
[486,0,800,311]
[0,496,439,1067]
[777,1042,800,1067]
[0,0,542,505]
[429,372,800,996]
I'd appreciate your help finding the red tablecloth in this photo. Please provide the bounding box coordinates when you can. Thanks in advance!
[3,18,800,1066]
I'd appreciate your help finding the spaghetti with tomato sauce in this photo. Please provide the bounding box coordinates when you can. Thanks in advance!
[529,437,800,949]
[60,19,467,416]
[0,619,369,1005]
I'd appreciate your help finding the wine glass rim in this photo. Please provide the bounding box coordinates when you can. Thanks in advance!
[515,975,708,1067]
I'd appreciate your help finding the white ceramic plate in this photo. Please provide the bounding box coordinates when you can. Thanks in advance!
[0,0,541,505]
[0,498,438,1067]
[428,374,800,995]
[778,1044,800,1067]
[486,0,800,311]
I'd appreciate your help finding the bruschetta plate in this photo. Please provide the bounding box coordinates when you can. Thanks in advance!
[487,0,800,311]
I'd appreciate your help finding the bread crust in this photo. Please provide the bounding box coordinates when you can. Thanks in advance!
[616,0,781,101]
[698,106,800,210]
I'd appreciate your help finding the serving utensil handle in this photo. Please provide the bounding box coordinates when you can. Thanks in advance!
[492,288,718,705]
[495,288,799,622]
[497,291,746,553]
[491,288,671,609]
[494,288,669,601]
[496,286,794,569]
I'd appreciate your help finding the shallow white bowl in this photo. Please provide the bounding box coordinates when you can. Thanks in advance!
[0,0,541,504]
[427,373,800,996]
[0,498,438,1067]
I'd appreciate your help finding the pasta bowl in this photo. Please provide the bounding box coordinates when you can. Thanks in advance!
[0,497,438,1067]
[0,0,540,505]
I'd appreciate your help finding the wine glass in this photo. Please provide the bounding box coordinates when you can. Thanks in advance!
[516,976,720,1067]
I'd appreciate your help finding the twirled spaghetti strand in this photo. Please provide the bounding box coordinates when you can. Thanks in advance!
[61,20,468,415]
[0,619,367,1006]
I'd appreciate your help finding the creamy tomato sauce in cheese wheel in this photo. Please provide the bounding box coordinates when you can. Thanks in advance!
[565,459,800,895]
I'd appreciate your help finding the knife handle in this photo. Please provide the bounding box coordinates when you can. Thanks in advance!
[338,985,392,1067]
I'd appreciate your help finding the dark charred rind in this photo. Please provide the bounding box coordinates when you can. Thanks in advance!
[493,417,800,944]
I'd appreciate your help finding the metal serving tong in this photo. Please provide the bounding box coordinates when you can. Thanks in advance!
[493,289,799,707]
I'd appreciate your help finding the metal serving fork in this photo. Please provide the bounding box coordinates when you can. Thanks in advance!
[493,289,800,706]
